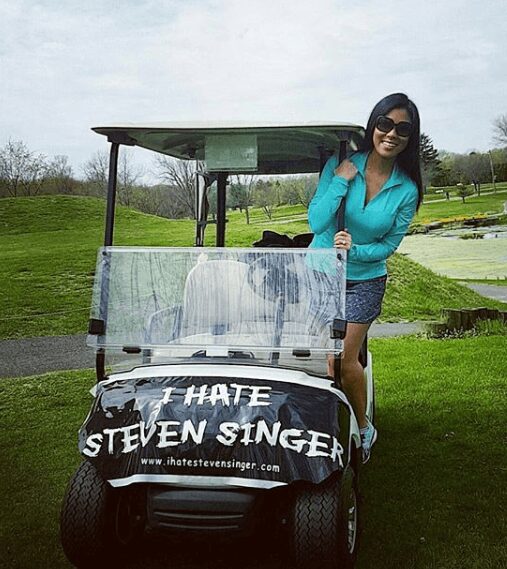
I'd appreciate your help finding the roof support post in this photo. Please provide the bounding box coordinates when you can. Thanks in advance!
[318,147,328,176]
[335,139,348,231]
[194,167,201,246]
[104,142,120,246]
[95,141,119,382]
[216,171,227,246]
[339,139,347,163]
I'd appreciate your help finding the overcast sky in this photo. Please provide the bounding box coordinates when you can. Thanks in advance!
[1,0,506,176]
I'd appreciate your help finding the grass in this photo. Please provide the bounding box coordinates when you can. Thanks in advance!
[423,182,507,200]
[0,335,505,568]
[414,188,507,224]
[0,196,195,339]
[359,335,507,569]
[1,196,505,340]
[381,254,505,321]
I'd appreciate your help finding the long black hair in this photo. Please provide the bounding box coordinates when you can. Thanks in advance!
[360,93,424,209]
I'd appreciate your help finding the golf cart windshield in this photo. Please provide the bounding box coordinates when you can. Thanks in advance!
[88,247,346,360]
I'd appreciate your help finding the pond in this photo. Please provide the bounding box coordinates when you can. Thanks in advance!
[435,225,507,240]
[399,231,507,280]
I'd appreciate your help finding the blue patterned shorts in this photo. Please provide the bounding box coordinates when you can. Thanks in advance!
[345,275,387,324]
[309,272,387,325]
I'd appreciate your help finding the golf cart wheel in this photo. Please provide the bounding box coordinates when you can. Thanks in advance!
[60,461,139,568]
[290,467,359,569]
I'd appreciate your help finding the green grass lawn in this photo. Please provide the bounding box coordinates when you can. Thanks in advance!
[382,254,505,321]
[415,188,507,224]
[0,335,505,568]
[423,183,507,201]
[1,196,505,340]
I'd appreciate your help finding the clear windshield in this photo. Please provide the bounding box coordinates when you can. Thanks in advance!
[88,247,346,357]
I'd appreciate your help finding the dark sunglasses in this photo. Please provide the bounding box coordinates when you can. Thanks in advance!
[375,115,412,138]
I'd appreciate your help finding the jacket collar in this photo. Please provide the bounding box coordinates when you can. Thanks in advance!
[350,151,405,189]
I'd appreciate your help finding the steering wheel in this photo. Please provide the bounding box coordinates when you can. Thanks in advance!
[246,253,303,304]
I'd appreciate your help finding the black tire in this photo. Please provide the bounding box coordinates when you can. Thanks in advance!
[290,467,359,569]
[60,461,139,568]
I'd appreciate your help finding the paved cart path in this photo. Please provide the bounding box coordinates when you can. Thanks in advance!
[0,322,426,379]
[459,282,507,302]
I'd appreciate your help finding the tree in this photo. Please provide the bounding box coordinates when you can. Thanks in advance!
[117,150,144,207]
[296,174,318,209]
[453,152,489,194]
[253,179,277,220]
[47,155,75,194]
[465,152,489,194]
[429,160,453,189]
[455,182,473,203]
[278,177,300,205]
[154,155,196,218]
[492,114,507,147]
[419,133,439,190]
[0,139,47,197]
[489,148,507,184]
[82,150,109,197]
[229,174,257,224]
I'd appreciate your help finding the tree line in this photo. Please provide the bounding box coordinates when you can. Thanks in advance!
[421,115,507,192]
[1,115,506,220]
[0,140,320,221]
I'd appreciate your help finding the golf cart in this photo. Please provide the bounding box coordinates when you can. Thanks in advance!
[60,122,373,569]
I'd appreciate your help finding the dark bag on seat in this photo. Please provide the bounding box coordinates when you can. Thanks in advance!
[253,230,313,248]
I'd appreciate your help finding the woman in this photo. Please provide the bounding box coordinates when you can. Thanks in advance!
[308,93,423,463]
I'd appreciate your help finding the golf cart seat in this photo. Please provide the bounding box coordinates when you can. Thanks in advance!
[144,253,333,360]
[180,259,259,336]
[176,257,324,348]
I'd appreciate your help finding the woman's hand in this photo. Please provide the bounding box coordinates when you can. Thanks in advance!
[334,159,358,181]
[334,230,352,250]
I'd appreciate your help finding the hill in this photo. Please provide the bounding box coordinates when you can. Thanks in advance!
[0,196,504,339]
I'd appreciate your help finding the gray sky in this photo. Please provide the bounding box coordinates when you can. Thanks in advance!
[1,0,506,176]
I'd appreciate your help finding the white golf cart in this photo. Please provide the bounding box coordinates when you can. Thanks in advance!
[60,122,374,569]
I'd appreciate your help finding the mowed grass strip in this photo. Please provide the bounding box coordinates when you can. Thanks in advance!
[1,195,505,340]
[0,336,505,568]
[414,187,507,223]
[359,336,507,569]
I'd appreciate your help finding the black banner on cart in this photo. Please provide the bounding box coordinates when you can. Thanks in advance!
[79,374,350,487]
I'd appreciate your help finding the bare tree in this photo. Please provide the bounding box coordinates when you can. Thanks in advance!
[47,155,75,194]
[117,150,144,207]
[492,114,507,147]
[82,150,109,197]
[154,155,196,218]
[253,179,277,220]
[0,139,48,197]
[230,173,257,224]
[296,174,318,209]
[453,152,489,194]
[131,184,168,217]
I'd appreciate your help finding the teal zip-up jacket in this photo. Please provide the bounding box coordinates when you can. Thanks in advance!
[308,152,418,281]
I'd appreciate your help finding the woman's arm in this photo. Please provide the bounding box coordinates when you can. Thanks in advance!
[348,193,418,263]
[308,156,350,235]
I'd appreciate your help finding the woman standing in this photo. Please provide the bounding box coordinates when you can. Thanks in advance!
[308,93,423,463]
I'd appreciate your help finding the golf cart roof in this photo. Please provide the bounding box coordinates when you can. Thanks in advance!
[92,121,364,174]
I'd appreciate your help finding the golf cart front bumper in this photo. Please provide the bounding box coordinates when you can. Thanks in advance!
[79,364,358,492]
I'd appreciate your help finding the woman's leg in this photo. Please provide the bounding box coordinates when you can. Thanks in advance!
[330,322,371,429]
